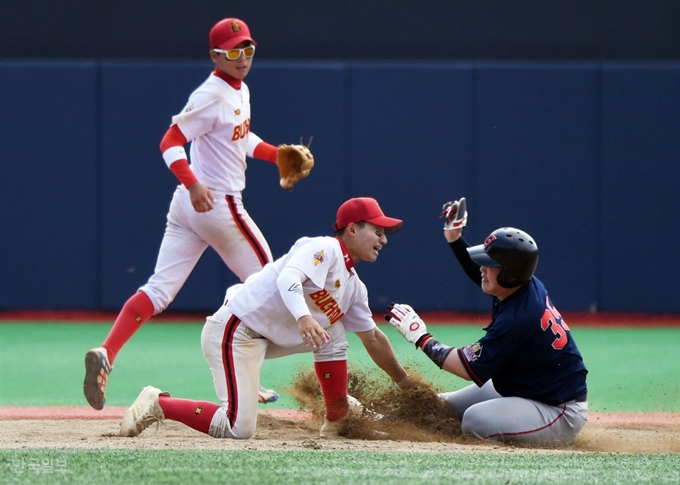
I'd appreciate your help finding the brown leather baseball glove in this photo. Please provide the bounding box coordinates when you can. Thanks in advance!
[276,137,314,190]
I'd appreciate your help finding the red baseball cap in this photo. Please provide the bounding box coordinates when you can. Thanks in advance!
[334,197,403,234]
[209,18,257,50]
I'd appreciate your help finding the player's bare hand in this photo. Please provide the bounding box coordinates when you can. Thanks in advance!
[443,227,463,243]
[188,183,217,213]
[297,315,330,349]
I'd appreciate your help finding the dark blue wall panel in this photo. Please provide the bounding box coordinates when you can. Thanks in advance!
[0,62,99,309]
[347,63,476,312]
[244,62,349,256]
[472,63,600,313]
[600,64,680,312]
[2,60,679,314]
[98,62,221,312]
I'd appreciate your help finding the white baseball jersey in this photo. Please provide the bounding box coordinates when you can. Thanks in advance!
[170,73,264,195]
[139,71,273,313]
[227,236,377,347]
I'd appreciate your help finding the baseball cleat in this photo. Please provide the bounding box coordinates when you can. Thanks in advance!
[319,415,389,439]
[258,385,279,404]
[319,415,346,438]
[83,347,112,410]
[119,386,169,437]
[348,394,384,420]
[347,395,364,416]
[320,395,388,439]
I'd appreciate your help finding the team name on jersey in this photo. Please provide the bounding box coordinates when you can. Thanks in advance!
[309,289,344,324]
[231,118,251,141]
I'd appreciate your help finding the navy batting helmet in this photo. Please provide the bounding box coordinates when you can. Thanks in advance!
[467,227,539,288]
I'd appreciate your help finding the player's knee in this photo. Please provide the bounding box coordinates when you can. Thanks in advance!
[313,344,348,361]
[137,291,166,313]
[460,407,492,440]
[208,407,256,439]
[437,391,466,421]
[313,329,349,361]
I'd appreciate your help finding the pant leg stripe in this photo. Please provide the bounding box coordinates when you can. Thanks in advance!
[485,403,567,440]
[221,314,241,427]
[226,195,270,267]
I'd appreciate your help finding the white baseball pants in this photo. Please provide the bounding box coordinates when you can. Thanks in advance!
[140,185,273,313]
[200,304,349,439]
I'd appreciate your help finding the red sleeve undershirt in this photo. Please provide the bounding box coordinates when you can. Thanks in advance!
[160,124,197,188]
[253,142,278,163]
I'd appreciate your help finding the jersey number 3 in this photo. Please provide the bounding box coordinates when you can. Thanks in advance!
[540,296,570,350]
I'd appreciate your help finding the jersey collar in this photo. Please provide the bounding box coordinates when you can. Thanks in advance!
[487,281,531,328]
[212,68,242,90]
[335,237,355,274]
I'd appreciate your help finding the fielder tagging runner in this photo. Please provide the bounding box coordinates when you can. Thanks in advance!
[118,197,413,439]
[84,18,314,411]
[386,198,589,447]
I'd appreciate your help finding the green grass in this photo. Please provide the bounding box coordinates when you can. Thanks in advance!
[1,322,679,412]
[1,450,680,484]
[1,322,679,485]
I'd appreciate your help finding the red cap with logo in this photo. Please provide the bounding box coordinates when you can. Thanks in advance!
[334,197,403,234]
[209,18,257,50]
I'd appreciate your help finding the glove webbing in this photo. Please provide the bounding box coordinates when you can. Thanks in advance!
[421,338,454,369]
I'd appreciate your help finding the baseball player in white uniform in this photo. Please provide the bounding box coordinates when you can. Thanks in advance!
[84,18,289,411]
[118,197,413,439]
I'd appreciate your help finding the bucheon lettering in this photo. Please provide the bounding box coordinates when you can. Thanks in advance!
[309,289,344,324]
[231,119,251,141]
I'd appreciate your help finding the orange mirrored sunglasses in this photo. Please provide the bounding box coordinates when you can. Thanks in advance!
[213,45,256,60]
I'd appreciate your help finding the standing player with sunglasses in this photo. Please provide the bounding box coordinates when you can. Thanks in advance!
[83,18,295,411]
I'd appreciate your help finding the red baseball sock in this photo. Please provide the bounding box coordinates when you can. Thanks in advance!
[158,396,219,435]
[314,360,348,421]
[102,291,155,363]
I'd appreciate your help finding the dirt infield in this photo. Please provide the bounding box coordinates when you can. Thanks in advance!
[1,408,678,454]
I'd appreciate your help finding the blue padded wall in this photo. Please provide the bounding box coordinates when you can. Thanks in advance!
[0,62,99,309]
[243,62,349,255]
[347,63,477,312]
[599,64,680,312]
[471,63,600,313]
[2,60,679,314]
[98,61,222,312]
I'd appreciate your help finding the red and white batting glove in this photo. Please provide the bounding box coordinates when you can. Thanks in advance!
[440,197,468,230]
[384,303,432,348]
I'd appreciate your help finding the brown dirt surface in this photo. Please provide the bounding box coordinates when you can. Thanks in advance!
[1,410,678,454]
[2,369,678,454]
